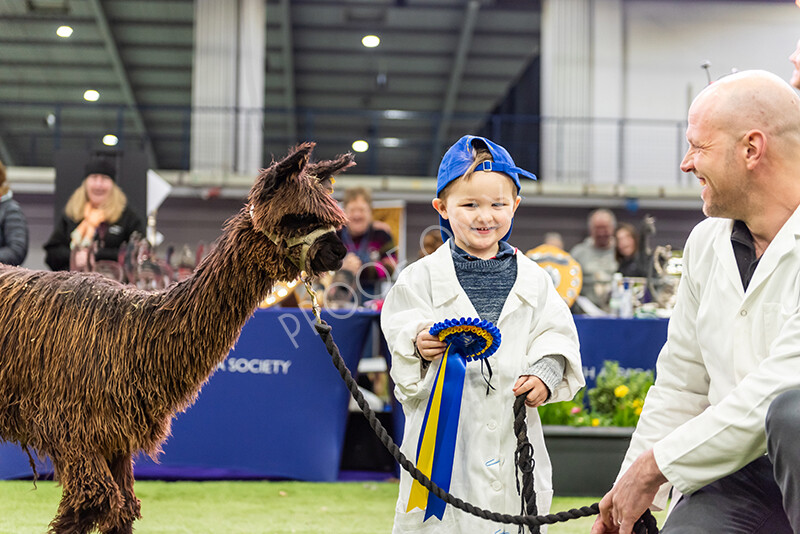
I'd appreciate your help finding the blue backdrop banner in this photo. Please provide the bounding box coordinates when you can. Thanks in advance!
[573,317,668,389]
[0,308,375,482]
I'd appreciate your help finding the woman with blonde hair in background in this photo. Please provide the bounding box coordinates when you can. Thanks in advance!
[44,159,144,271]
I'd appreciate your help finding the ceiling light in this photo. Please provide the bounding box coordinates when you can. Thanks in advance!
[383,109,411,120]
[380,137,401,148]
[56,25,73,38]
[361,35,380,48]
[352,140,369,153]
[103,134,118,146]
[83,89,100,102]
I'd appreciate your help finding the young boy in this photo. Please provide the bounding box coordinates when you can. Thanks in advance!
[381,135,584,533]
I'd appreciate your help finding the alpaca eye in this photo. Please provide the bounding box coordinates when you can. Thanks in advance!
[280,213,320,231]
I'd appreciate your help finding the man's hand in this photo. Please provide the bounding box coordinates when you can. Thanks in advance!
[590,449,667,534]
[513,375,549,407]
[415,331,446,361]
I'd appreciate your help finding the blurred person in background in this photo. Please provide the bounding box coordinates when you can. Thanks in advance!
[337,187,396,303]
[543,231,565,250]
[44,159,144,271]
[615,222,648,278]
[0,159,29,266]
[570,208,618,308]
[418,227,444,259]
[789,37,800,90]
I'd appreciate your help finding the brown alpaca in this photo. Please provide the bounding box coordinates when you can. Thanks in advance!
[0,143,352,534]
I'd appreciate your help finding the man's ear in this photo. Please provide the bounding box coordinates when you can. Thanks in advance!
[744,129,766,170]
[432,198,448,219]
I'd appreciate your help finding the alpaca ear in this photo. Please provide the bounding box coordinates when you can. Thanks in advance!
[256,142,315,199]
[309,153,356,180]
[308,153,356,194]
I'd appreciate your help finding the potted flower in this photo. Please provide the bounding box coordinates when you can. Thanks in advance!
[538,361,654,496]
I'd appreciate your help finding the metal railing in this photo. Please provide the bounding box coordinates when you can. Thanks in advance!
[0,101,692,187]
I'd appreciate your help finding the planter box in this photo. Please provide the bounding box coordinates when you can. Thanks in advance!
[543,425,634,496]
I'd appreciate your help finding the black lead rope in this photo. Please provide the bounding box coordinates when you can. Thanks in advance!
[314,320,659,532]
[513,393,539,534]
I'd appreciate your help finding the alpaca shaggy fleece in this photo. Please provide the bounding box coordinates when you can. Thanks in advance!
[0,143,353,534]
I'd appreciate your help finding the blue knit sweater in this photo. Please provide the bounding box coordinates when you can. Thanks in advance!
[451,241,565,396]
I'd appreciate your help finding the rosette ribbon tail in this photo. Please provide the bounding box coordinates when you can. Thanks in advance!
[406,344,467,521]
[406,317,500,522]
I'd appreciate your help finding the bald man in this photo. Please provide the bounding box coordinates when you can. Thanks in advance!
[592,70,800,534]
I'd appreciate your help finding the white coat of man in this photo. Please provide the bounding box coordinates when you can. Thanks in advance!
[592,70,800,533]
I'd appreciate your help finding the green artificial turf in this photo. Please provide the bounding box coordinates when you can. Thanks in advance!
[0,481,667,534]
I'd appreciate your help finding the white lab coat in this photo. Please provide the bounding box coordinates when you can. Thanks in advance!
[619,207,800,510]
[381,243,584,533]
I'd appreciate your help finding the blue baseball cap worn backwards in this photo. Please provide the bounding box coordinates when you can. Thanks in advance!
[436,135,537,242]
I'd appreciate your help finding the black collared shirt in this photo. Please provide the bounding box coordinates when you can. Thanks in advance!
[730,220,760,291]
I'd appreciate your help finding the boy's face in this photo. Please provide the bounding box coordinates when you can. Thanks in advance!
[432,171,520,259]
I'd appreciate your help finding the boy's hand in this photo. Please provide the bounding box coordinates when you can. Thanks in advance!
[513,375,549,407]
[415,331,446,361]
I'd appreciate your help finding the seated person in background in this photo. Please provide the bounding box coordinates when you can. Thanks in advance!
[44,159,144,271]
[0,159,29,266]
[615,222,649,278]
[570,208,618,308]
[337,187,396,303]
[543,231,565,250]
[418,227,443,259]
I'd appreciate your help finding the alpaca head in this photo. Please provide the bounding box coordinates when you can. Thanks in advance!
[247,143,351,278]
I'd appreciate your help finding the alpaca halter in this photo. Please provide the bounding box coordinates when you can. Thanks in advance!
[249,204,336,271]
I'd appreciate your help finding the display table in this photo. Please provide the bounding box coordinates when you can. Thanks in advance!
[0,308,376,482]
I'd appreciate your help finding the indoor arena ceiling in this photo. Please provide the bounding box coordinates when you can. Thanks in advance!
[0,0,540,176]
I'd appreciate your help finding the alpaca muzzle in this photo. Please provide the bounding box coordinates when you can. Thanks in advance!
[307,232,347,273]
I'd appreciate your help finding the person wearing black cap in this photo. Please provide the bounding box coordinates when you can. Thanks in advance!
[381,135,584,532]
[44,158,144,271]
[0,159,29,266]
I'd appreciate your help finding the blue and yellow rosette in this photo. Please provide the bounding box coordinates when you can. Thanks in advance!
[407,317,501,521]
